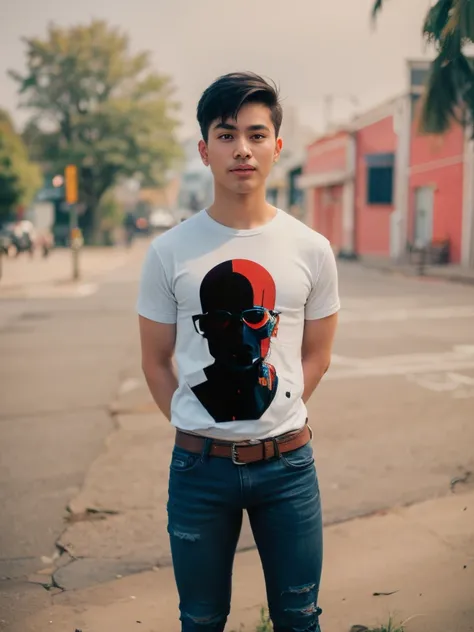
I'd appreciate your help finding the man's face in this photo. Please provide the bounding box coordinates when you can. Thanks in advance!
[193,260,279,370]
[198,102,282,195]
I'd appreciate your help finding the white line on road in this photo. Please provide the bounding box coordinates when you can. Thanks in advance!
[327,345,474,382]
[75,283,98,297]
[118,378,141,395]
[339,305,474,324]
[406,371,474,398]
[327,359,474,381]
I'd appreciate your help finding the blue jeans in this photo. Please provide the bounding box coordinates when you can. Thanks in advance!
[167,438,323,632]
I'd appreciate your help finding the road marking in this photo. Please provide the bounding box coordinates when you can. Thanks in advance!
[326,345,474,382]
[406,372,474,398]
[339,305,474,324]
[75,283,98,297]
[331,354,365,367]
[118,378,141,395]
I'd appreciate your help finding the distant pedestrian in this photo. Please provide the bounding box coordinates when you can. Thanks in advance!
[137,72,340,632]
[124,212,135,247]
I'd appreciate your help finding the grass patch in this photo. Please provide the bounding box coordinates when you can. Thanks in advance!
[351,617,406,632]
[234,609,407,632]
[255,607,272,632]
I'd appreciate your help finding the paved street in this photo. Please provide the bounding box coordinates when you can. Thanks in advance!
[0,239,149,626]
[313,262,474,523]
[1,247,473,631]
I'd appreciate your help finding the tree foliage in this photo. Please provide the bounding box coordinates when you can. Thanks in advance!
[0,109,42,220]
[373,0,474,135]
[10,20,182,239]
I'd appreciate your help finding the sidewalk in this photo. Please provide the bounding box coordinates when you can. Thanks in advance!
[10,489,473,632]
[358,255,474,286]
[0,239,149,298]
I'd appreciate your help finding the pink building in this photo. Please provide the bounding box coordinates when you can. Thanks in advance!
[299,61,474,267]
[298,130,355,257]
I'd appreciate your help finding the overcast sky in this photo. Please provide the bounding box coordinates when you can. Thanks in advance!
[1,0,432,140]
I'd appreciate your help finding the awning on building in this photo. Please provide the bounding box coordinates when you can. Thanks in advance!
[296,169,352,189]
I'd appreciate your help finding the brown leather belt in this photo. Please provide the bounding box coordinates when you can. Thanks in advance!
[175,423,312,465]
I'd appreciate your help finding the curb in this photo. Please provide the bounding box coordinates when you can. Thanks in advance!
[357,260,474,286]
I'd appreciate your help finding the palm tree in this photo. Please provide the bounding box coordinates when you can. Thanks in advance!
[373,0,474,135]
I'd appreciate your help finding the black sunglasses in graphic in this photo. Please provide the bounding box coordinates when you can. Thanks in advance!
[192,307,280,335]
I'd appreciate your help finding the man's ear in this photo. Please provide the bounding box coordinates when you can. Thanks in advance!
[274,137,283,163]
[198,139,210,166]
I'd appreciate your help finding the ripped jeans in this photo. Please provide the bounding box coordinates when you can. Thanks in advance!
[167,439,323,632]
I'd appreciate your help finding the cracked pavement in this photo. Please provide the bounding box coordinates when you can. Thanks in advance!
[0,240,150,627]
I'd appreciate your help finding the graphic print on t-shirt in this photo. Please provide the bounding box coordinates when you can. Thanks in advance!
[190,259,280,422]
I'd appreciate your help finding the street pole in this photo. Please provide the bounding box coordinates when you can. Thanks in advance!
[323,95,333,130]
[322,94,359,130]
[65,165,81,281]
[69,204,80,281]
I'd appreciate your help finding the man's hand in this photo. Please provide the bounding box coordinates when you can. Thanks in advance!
[139,316,178,420]
[301,312,338,403]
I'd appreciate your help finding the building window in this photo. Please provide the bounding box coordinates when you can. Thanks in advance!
[289,166,303,207]
[365,153,394,205]
[410,67,429,88]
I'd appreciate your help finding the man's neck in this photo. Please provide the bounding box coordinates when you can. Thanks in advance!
[207,185,277,230]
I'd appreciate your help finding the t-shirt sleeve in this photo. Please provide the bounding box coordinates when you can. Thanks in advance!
[136,243,177,324]
[305,240,341,320]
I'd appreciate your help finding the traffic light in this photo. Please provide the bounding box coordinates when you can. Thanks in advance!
[64,165,78,204]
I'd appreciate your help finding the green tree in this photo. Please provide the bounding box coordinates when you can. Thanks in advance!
[0,109,42,220]
[10,20,182,242]
[373,0,474,135]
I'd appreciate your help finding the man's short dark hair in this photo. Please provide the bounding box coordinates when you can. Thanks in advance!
[197,72,282,142]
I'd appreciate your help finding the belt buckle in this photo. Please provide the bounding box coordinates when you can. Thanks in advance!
[231,443,246,466]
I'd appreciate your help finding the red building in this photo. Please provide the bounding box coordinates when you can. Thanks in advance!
[299,61,474,267]
[409,120,465,263]
[298,130,355,257]
[353,103,398,258]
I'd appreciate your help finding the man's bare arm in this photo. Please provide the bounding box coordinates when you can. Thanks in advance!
[301,313,338,403]
[139,315,178,420]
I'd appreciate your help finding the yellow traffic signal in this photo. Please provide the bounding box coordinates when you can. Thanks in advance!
[64,165,78,204]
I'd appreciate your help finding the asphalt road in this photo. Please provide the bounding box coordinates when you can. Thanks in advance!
[0,243,147,625]
[308,262,474,523]
[1,248,473,626]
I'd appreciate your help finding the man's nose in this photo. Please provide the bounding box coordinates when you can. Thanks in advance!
[233,138,252,160]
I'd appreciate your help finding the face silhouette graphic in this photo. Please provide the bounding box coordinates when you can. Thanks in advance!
[193,260,279,370]
[190,260,280,422]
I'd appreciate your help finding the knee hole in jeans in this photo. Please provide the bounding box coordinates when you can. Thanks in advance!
[271,583,322,629]
[180,609,228,627]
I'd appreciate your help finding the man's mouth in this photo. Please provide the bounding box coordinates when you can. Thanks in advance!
[230,165,256,172]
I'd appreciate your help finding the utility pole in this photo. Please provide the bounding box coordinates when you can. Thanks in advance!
[323,94,359,130]
[64,164,81,281]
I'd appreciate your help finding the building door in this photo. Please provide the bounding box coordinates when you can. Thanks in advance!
[414,187,434,247]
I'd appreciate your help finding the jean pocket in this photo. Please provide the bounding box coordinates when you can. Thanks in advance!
[169,446,202,473]
[280,441,314,470]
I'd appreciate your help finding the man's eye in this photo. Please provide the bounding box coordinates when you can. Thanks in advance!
[252,134,265,140]
[218,134,233,140]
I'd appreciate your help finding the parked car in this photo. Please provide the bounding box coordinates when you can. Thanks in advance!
[0,221,35,257]
[0,221,54,257]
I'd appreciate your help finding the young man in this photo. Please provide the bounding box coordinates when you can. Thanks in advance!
[137,72,340,632]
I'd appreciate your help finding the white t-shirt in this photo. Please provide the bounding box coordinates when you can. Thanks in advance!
[136,208,340,441]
